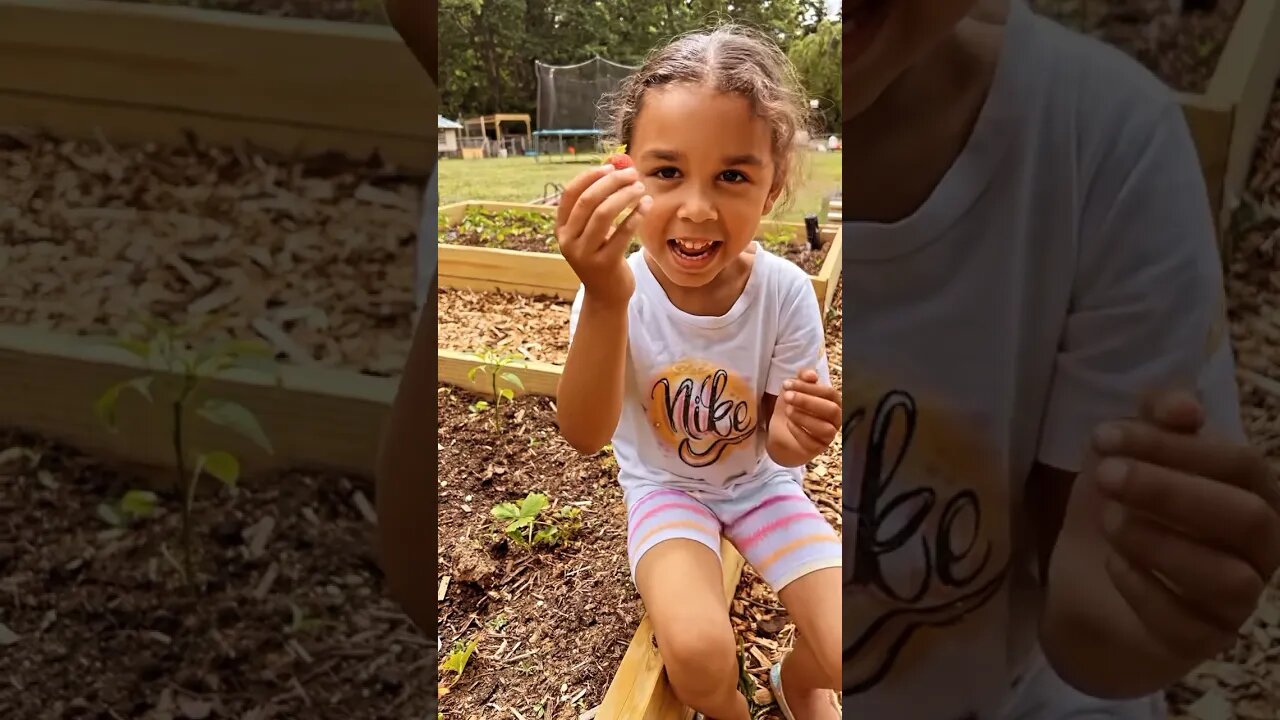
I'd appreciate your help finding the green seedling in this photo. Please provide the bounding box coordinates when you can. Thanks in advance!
[438,637,480,697]
[91,311,279,591]
[467,347,526,429]
[760,227,794,255]
[491,492,582,548]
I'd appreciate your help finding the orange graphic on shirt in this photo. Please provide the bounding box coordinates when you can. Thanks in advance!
[646,358,757,468]
[844,371,1012,696]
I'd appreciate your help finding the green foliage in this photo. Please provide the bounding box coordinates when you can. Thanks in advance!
[467,347,526,428]
[438,0,837,125]
[787,19,842,133]
[491,492,582,548]
[90,313,279,590]
[759,226,795,255]
[447,207,556,250]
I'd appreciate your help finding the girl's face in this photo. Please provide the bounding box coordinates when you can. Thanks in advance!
[629,84,781,288]
[845,0,982,118]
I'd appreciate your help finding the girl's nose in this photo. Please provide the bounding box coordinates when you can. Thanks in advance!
[676,185,718,223]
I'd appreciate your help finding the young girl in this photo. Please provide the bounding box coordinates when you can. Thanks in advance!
[842,1,1279,719]
[554,26,842,720]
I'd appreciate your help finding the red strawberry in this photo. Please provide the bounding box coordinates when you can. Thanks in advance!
[608,154,633,170]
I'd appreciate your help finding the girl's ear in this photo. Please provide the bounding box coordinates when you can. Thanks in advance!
[762,172,785,216]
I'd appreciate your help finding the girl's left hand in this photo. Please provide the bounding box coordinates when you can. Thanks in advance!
[780,369,841,454]
[1091,389,1280,660]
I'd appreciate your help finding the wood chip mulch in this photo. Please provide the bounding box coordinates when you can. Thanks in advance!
[1027,0,1243,94]
[0,128,426,377]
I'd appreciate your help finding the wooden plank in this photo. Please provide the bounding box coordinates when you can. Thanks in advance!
[439,244,581,297]
[1205,0,1280,222]
[438,275,577,301]
[0,91,432,170]
[0,0,433,169]
[437,348,562,398]
[597,538,747,720]
[0,324,394,480]
[1178,94,1235,234]
[818,224,844,314]
[439,202,842,311]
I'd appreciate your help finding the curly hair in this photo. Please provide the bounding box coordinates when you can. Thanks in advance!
[600,24,817,214]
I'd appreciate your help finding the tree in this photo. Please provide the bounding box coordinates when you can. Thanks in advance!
[787,18,841,134]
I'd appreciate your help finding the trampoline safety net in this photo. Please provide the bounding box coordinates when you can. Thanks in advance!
[535,56,638,133]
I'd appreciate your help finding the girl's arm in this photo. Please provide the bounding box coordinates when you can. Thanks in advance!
[374,281,438,635]
[557,291,629,455]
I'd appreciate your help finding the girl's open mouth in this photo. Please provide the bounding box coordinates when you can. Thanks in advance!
[668,237,722,271]
[847,0,890,63]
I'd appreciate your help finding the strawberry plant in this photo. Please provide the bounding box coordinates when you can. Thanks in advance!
[491,492,582,548]
[92,312,279,590]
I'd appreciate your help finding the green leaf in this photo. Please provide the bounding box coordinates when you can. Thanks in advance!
[499,372,524,391]
[533,528,556,545]
[520,493,547,518]
[491,503,520,520]
[466,365,484,383]
[120,489,158,518]
[198,451,240,486]
[498,388,514,402]
[472,400,489,411]
[441,639,478,676]
[97,502,125,527]
[93,377,151,430]
[196,399,273,454]
[125,376,154,402]
[506,515,534,532]
[94,383,124,431]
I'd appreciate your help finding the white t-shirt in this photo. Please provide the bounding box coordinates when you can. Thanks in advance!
[841,2,1244,718]
[569,244,832,501]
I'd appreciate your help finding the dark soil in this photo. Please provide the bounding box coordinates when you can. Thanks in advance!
[113,0,388,24]
[440,208,833,276]
[436,387,640,719]
[0,429,435,719]
[1027,0,1243,93]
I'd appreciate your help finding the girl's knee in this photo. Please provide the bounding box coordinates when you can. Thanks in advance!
[659,623,738,692]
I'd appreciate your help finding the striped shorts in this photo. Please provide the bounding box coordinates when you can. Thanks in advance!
[624,475,841,592]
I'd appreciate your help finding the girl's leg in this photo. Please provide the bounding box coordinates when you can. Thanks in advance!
[627,487,748,720]
[635,539,751,720]
[719,477,841,716]
[777,567,842,716]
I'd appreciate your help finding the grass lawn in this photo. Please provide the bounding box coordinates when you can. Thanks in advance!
[438,152,841,223]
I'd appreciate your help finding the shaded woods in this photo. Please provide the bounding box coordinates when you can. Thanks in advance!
[438,0,842,133]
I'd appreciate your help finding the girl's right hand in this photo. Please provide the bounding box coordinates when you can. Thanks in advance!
[556,164,652,307]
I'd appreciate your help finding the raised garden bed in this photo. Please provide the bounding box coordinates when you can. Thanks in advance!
[0,323,441,716]
[0,127,427,377]
[0,0,432,170]
[1029,0,1280,247]
[438,202,844,313]
[436,281,844,719]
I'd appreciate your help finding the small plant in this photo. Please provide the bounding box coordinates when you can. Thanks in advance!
[466,347,526,429]
[438,636,479,697]
[760,226,794,255]
[491,492,582,548]
[92,312,279,591]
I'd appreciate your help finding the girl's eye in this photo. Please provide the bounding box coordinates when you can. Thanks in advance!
[654,166,680,180]
[721,170,749,183]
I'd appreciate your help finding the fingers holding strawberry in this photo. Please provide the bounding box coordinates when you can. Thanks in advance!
[556,158,651,307]
[780,369,841,454]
